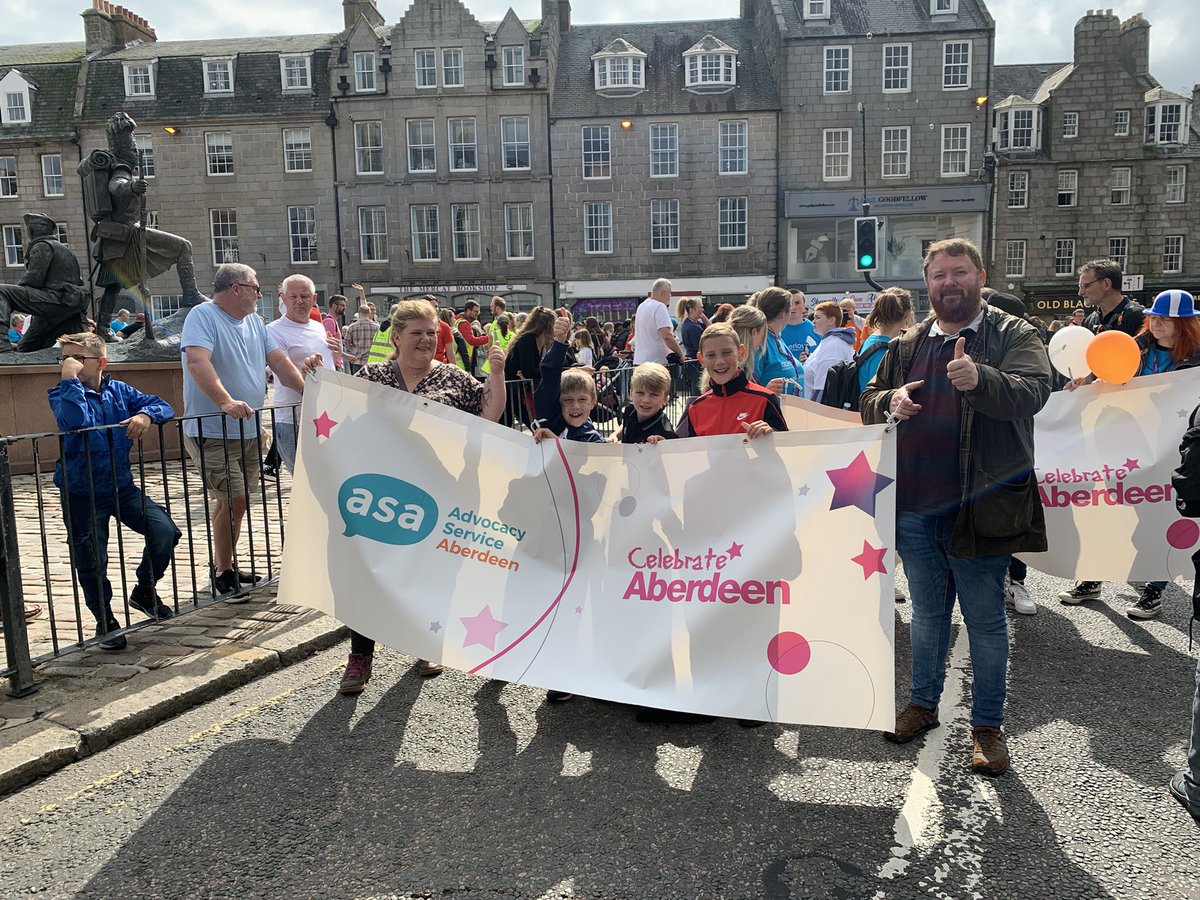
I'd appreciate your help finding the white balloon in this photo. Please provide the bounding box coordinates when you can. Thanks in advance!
[1048,325,1094,379]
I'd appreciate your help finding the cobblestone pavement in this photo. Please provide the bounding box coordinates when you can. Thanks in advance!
[0,567,1198,898]
[8,463,291,661]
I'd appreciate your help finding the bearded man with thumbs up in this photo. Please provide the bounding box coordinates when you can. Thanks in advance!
[861,237,1052,776]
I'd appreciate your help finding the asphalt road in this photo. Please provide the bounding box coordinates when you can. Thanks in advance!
[2,569,1200,899]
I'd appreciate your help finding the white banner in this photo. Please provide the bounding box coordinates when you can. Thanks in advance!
[1019,370,1200,581]
[779,372,1200,581]
[281,370,897,730]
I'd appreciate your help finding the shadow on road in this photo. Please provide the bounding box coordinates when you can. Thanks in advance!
[76,653,1110,899]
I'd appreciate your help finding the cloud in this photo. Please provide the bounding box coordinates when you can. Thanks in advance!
[1,0,1192,93]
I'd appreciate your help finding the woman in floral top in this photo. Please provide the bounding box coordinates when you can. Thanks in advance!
[338,298,506,695]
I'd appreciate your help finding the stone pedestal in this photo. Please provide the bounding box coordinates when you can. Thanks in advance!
[0,361,184,475]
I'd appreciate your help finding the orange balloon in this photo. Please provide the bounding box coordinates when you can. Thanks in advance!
[1085,330,1141,384]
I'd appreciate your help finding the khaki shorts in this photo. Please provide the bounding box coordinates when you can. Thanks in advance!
[183,433,265,499]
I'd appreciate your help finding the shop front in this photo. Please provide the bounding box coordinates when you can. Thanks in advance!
[366,282,550,314]
[561,274,775,321]
[783,186,989,297]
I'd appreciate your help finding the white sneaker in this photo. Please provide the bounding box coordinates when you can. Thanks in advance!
[1006,580,1037,615]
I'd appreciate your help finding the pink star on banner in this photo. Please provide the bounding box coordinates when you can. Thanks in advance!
[313,411,338,438]
[851,542,888,579]
[1124,458,1140,471]
[460,605,509,651]
[826,451,894,517]
[726,541,743,559]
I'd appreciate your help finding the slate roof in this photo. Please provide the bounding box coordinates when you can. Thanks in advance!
[992,63,1069,103]
[103,34,335,60]
[81,51,332,121]
[551,19,780,119]
[0,42,85,66]
[780,0,993,38]
[0,63,81,140]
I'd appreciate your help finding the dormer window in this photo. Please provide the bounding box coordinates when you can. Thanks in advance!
[123,62,156,98]
[993,100,1041,151]
[1144,90,1191,145]
[932,0,959,14]
[592,39,646,95]
[595,56,643,89]
[0,71,33,125]
[280,54,311,92]
[203,58,234,95]
[684,35,737,90]
[803,0,830,20]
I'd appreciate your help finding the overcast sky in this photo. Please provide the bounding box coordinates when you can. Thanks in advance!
[1,1,1194,94]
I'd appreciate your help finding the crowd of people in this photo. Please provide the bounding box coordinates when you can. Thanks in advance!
[33,244,1200,819]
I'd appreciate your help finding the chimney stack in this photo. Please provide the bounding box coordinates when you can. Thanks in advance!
[1072,10,1120,72]
[342,0,385,31]
[1118,13,1151,78]
[82,0,156,55]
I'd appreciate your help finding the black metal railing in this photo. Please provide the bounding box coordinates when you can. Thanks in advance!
[1,359,705,695]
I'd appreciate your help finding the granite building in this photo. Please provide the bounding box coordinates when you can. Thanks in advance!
[330,0,554,312]
[990,10,1199,319]
[3,1,1196,323]
[1,1,335,321]
[0,36,87,295]
[745,0,995,306]
[541,1,780,315]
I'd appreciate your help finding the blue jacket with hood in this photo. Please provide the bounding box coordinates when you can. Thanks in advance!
[48,375,175,495]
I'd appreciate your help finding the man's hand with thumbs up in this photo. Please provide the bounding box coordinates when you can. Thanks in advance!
[946,336,979,392]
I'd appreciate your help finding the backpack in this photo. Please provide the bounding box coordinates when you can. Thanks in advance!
[820,340,888,412]
[1173,405,1200,517]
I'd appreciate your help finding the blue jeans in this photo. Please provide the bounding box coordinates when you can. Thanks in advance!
[1186,653,1200,797]
[273,420,298,473]
[897,510,1012,728]
[63,485,182,623]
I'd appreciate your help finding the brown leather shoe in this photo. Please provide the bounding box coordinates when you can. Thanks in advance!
[338,652,372,695]
[971,726,1009,776]
[417,659,444,677]
[884,703,940,743]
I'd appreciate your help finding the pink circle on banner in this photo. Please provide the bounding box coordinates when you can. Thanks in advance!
[1166,519,1200,550]
[767,632,812,675]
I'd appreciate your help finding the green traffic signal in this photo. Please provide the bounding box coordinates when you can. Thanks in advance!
[859,254,874,267]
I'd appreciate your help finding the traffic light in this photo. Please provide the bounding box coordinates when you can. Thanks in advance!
[854,216,878,272]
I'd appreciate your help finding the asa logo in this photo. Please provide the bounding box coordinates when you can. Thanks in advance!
[338,474,438,546]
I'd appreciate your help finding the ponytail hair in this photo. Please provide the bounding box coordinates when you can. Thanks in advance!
[865,287,915,331]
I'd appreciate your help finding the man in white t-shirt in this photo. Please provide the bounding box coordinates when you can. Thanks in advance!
[633,278,685,365]
[265,274,338,472]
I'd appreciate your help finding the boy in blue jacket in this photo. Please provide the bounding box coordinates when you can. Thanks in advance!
[49,332,180,650]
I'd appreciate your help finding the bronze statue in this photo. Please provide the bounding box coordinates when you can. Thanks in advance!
[79,112,204,340]
[0,213,89,351]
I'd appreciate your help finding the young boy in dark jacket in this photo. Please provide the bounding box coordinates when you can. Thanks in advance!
[48,332,180,650]
[610,362,677,444]
[531,315,605,444]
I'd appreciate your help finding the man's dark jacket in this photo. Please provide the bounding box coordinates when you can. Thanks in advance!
[860,305,1053,558]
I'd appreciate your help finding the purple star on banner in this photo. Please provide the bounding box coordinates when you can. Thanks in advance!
[851,542,888,579]
[313,411,338,438]
[1124,458,1140,472]
[460,605,509,651]
[826,451,894,516]
[726,541,743,559]
[574,605,584,614]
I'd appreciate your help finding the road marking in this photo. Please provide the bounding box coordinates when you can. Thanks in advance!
[876,627,969,881]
